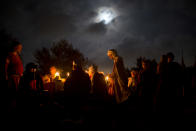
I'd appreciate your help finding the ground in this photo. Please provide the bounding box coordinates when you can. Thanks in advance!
[2,92,196,130]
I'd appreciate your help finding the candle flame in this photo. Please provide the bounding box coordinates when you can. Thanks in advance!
[105,76,109,81]
[55,72,60,77]
[67,72,70,77]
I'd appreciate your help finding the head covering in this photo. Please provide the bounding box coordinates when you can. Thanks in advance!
[107,49,118,57]
[166,52,175,60]
[10,40,22,52]
[89,64,98,72]
[26,62,37,71]
[72,60,82,71]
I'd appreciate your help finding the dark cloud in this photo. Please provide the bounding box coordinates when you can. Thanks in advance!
[34,13,76,38]
[86,22,107,34]
[117,34,196,68]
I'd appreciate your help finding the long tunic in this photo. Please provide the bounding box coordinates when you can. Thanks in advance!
[111,57,130,104]
[6,53,23,76]
[6,53,23,91]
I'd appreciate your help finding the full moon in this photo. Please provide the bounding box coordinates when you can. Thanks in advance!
[95,7,117,24]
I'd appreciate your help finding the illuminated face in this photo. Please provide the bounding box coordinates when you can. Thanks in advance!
[142,62,147,70]
[131,71,137,78]
[50,66,57,76]
[107,52,113,60]
[88,66,95,76]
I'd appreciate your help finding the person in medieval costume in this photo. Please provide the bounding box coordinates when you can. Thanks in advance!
[107,49,130,104]
[5,40,23,110]
[5,40,23,91]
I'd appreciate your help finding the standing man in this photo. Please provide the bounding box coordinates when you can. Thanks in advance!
[107,49,130,104]
[166,52,183,96]
[5,40,23,109]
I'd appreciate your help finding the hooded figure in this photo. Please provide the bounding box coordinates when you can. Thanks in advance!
[107,49,130,104]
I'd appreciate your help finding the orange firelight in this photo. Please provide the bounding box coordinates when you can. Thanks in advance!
[61,78,66,83]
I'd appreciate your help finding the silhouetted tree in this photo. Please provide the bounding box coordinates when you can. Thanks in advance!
[34,40,89,76]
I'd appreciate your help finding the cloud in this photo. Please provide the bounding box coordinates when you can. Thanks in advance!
[116,34,196,67]
[0,0,196,71]
[86,22,107,34]
[34,13,77,38]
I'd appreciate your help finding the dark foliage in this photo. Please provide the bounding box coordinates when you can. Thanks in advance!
[34,40,89,76]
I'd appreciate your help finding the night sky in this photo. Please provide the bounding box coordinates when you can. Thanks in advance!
[1,0,196,73]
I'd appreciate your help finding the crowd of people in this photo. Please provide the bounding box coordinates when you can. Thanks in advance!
[1,40,196,128]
